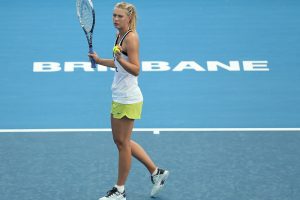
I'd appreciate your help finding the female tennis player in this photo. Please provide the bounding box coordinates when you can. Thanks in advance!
[89,2,169,200]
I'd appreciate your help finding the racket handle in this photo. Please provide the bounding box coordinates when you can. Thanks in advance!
[89,47,96,68]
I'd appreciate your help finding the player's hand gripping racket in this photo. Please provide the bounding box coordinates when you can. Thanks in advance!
[76,0,96,68]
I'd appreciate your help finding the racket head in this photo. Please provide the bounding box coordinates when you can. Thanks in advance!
[76,0,95,34]
[76,0,96,68]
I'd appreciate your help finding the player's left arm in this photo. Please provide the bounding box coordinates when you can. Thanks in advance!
[116,32,140,76]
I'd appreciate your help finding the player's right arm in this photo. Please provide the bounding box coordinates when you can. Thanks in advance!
[88,52,116,68]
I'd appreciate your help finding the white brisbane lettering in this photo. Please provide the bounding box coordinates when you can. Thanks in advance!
[243,61,269,71]
[142,61,170,71]
[33,62,110,72]
[173,61,206,71]
[207,61,240,71]
[33,61,269,72]
[65,62,94,72]
[64,62,115,72]
[33,62,61,72]
[142,61,269,72]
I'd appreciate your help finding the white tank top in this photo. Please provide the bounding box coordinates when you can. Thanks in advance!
[111,30,143,104]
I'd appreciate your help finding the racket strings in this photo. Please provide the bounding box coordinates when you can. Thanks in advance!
[77,0,94,33]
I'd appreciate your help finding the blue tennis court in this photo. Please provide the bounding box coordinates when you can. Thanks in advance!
[1,0,300,199]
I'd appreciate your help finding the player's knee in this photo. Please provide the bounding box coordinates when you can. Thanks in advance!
[113,137,130,151]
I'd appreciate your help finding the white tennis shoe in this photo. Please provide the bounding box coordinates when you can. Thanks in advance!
[150,168,169,197]
[99,187,126,200]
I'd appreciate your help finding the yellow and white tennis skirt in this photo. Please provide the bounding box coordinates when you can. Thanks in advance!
[111,101,143,119]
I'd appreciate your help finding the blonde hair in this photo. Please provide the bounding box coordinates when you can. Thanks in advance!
[115,2,137,31]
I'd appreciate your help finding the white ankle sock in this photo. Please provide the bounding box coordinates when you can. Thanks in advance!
[114,185,125,193]
[152,167,158,176]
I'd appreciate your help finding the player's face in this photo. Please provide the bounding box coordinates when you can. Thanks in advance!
[113,8,130,30]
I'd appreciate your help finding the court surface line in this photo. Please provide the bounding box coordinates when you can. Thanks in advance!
[0,128,300,134]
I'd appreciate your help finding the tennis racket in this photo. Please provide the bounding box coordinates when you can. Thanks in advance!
[76,0,96,68]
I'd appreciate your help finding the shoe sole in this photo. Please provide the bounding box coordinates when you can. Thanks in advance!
[99,196,126,200]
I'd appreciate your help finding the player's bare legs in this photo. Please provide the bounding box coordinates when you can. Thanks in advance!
[130,140,157,174]
[111,115,157,184]
[103,115,169,200]
[111,115,134,186]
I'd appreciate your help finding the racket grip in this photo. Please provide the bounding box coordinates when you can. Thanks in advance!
[89,47,96,68]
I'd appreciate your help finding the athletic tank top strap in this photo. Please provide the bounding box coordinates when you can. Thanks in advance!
[114,30,132,56]
[118,29,132,46]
